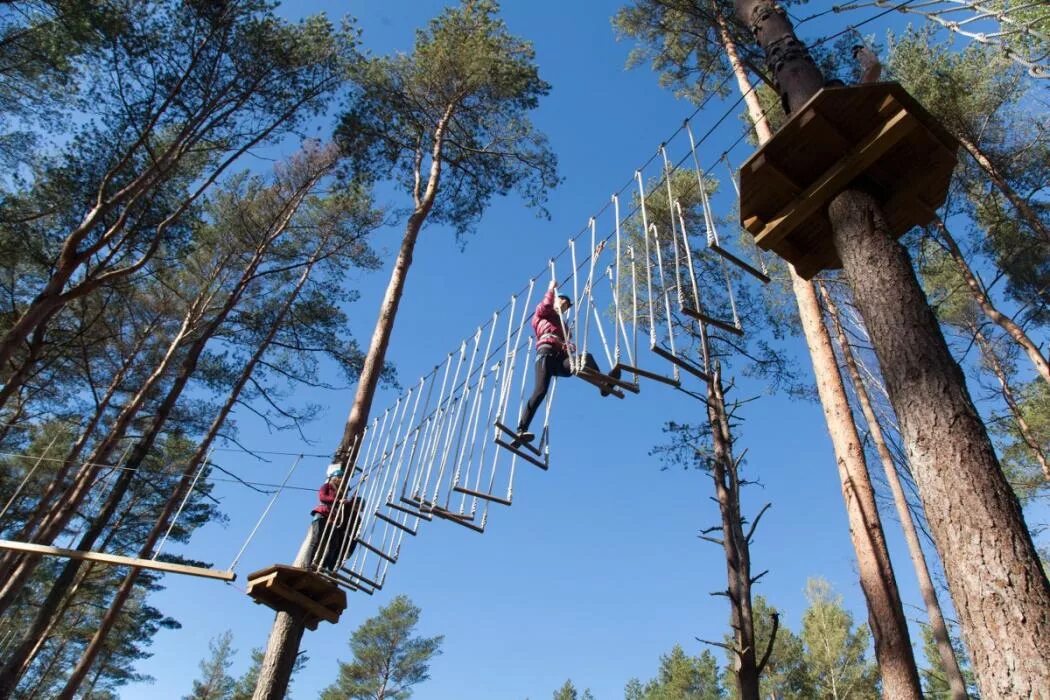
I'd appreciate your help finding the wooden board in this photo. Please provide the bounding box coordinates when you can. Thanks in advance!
[0,539,236,581]
[738,82,958,280]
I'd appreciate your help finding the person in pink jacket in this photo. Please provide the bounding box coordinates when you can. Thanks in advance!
[311,464,363,572]
[514,279,612,444]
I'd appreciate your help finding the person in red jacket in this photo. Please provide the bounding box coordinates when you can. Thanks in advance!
[311,464,363,572]
[514,279,613,444]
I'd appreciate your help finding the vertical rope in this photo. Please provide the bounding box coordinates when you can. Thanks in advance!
[649,223,681,383]
[229,454,304,571]
[612,194,625,367]
[661,145,686,310]
[153,448,213,559]
[635,170,657,349]
[721,150,768,277]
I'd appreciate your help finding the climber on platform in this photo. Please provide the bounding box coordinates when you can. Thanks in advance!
[311,463,363,572]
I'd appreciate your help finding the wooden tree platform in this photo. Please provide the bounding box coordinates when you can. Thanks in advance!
[738,82,958,280]
[245,564,346,630]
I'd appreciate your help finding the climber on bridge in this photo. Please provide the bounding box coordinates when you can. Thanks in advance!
[514,277,616,445]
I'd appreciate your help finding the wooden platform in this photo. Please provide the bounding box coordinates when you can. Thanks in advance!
[738,82,958,280]
[245,564,346,630]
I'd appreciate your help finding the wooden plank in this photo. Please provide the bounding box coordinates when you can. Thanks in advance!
[494,438,549,470]
[0,539,236,582]
[754,109,918,251]
[385,501,433,521]
[264,578,339,625]
[574,369,626,398]
[354,538,398,564]
[375,511,417,535]
[453,485,512,506]
[710,243,771,283]
[650,346,711,383]
[610,363,680,388]
[681,307,744,337]
[431,508,486,533]
[341,568,384,590]
[494,421,542,457]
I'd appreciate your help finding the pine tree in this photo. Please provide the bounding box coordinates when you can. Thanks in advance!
[800,579,879,699]
[320,596,443,700]
[184,631,236,700]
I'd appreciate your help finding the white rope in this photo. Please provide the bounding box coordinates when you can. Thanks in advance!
[612,194,626,367]
[635,171,658,349]
[0,435,58,522]
[720,151,768,277]
[591,294,615,369]
[228,454,303,572]
[153,448,212,560]
[661,145,687,310]
[649,222,681,383]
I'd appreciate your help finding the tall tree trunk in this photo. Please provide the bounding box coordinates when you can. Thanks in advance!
[828,190,1050,697]
[251,525,315,700]
[58,247,324,698]
[971,323,1050,481]
[255,102,456,700]
[734,2,1050,694]
[718,10,923,697]
[930,217,1050,385]
[957,135,1050,245]
[821,284,970,700]
[707,365,762,699]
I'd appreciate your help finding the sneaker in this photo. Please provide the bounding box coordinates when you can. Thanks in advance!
[512,431,535,447]
[600,387,611,397]
[608,366,622,381]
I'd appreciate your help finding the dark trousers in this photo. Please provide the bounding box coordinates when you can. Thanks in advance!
[517,347,599,432]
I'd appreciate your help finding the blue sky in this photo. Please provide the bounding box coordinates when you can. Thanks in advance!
[115,2,1048,699]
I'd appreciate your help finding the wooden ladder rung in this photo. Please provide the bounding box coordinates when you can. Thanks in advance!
[650,346,712,383]
[576,367,640,394]
[611,363,681,388]
[494,438,549,470]
[354,538,398,564]
[341,568,384,590]
[453,485,512,506]
[385,500,433,521]
[681,307,744,337]
[494,421,543,457]
[375,511,417,535]
[432,508,486,533]
[710,243,770,283]
[574,369,626,398]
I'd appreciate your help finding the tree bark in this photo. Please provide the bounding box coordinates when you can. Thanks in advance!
[251,525,315,700]
[707,366,761,700]
[735,1,1050,694]
[828,189,1050,697]
[722,9,922,697]
[822,284,969,700]
[931,217,1050,385]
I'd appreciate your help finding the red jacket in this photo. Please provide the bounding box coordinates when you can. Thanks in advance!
[532,289,573,352]
[312,481,337,516]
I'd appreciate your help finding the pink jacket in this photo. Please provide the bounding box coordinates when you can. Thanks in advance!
[532,289,573,352]
[311,481,338,516]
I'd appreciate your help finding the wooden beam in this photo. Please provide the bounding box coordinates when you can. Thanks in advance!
[453,485,512,506]
[264,579,339,625]
[0,539,236,582]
